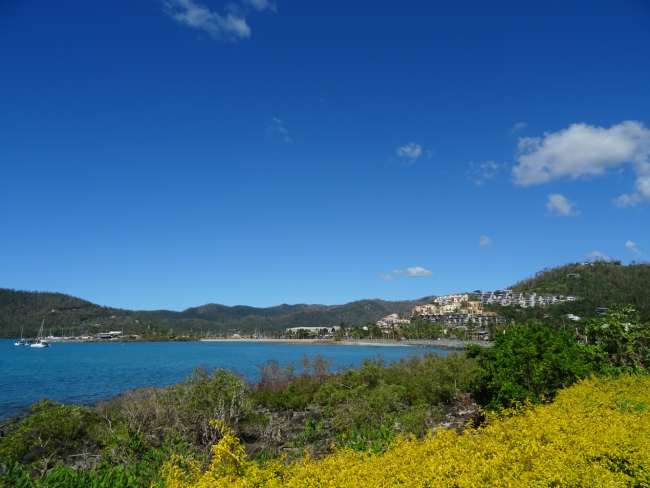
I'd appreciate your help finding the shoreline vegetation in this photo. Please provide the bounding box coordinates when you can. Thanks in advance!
[1,306,649,486]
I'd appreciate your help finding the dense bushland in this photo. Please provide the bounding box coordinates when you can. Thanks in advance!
[163,375,650,487]
[469,306,650,410]
[468,324,593,409]
[250,353,477,453]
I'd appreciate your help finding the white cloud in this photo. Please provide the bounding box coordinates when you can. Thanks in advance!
[479,235,492,247]
[625,240,642,256]
[586,250,611,262]
[546,193,579,217]
[512,121,650,205]
[614,193,641,207]
[405,266,432,277]
[381,266,432,280]
[396,142,423,163]
[244,0,275,11]
[467,160,502,186]
[615,163,650,206]
[511,122,527,134]
[268,117,292,143]
[164,0,258,40]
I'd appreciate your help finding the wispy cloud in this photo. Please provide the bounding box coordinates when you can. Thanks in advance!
[163,0,273,40]
[479,235,492,248]
[511,121,527,134]
[512,121,650,206]
[396,142,423,164]
[615,163,650,206]
[404,266,432,277]
[467,160,503,186]
[381,266,432,281]
[243,0,276,11]
[546,193,579,217]
[268,117,292,143]
[625,240,642,256]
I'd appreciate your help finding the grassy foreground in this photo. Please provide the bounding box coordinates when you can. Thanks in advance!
[163,375,650,487]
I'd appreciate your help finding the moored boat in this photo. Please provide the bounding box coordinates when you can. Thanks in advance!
[14,327,28,346]
[29,320,50,348]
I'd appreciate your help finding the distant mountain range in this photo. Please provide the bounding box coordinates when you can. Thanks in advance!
[0,289,432,338]
[2,261,649,338]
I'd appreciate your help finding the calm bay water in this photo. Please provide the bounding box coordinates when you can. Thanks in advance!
[0,339,447,420]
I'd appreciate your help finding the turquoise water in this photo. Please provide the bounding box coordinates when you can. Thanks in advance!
[0,339,447,419]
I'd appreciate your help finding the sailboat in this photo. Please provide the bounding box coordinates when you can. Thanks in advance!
[30,320,50,348]
[14,327,28,347]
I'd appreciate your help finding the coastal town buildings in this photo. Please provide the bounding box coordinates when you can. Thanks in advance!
[412,295,503,330]
[471,290,576,308]
[376,313,411,332]
[378,288,579,342]
[412,294,484,316]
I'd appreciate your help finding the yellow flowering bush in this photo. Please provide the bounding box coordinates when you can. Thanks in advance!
[162,375,650,487]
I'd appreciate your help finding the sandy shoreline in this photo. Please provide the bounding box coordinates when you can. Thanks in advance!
[198,338,492,349]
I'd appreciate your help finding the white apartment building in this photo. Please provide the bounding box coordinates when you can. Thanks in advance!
[473,290,576,308]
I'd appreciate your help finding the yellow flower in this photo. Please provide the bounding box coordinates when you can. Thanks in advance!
[162,375,650,487]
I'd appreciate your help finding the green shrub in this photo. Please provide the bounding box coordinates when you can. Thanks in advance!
[584,306,650,373]
[0,401,103,469]
[468,323,593,409]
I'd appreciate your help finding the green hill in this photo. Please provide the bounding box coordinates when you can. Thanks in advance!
[3,261,649,338]
[506,261,650,321]
[0,289,429,338]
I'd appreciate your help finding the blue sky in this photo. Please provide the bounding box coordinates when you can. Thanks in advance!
[1,0,650,310]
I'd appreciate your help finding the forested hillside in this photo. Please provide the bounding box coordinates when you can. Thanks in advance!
[0,289,429,338]
[3,261,649,338]
[505,261,650,321]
